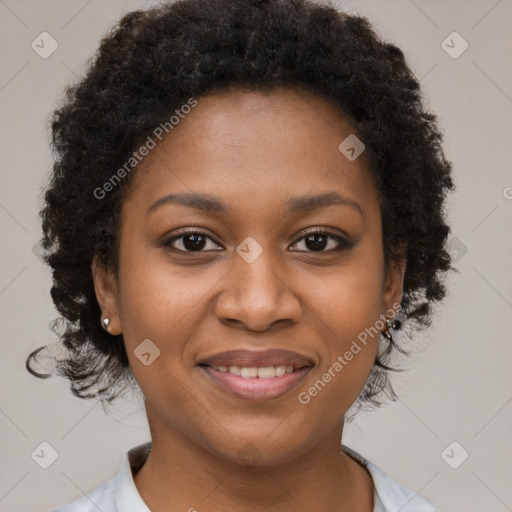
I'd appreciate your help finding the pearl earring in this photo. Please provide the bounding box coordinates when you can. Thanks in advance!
[102,317,110,330]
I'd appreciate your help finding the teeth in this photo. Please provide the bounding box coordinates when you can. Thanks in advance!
[212,364,298,378]
[241,367,258,378]
[274,365,286,377]
[257,366,275,378]
[228,365,241,376]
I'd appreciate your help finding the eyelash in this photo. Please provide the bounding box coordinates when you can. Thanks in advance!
[162,229,353,254]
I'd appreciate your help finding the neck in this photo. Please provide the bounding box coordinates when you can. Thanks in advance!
[133,405,374,512]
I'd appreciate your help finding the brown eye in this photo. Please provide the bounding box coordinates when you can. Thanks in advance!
[163,230,223,252]
[290,231,353,253]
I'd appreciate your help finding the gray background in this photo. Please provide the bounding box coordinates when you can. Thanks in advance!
[1,0,511,511]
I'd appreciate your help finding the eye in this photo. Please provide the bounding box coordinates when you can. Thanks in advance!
[162,230,223,252]
[289,230,353,253]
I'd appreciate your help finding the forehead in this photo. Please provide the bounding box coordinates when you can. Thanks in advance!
[123,87,378,219]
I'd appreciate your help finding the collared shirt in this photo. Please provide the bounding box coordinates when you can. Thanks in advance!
[52,442,439,512]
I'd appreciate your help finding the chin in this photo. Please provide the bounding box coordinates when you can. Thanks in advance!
[203,430,313,468]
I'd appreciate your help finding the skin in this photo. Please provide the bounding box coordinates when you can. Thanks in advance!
[92,87,406,511]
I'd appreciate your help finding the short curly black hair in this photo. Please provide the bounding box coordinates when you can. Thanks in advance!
[27,0,454,411]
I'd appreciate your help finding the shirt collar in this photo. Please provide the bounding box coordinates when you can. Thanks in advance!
[341,444,436,512]
[114,442,152,511]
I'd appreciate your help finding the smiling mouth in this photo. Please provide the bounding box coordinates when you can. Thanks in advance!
[198,363,314,401]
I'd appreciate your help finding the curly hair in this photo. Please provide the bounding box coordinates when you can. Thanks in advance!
[27,0,455,411]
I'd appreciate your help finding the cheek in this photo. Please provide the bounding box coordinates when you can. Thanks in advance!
[296,246,385,407]
[114,247,199,393]
[117,236,217,346]
[301,242,386,344]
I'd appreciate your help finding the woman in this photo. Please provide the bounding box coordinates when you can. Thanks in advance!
[27,0,454,510]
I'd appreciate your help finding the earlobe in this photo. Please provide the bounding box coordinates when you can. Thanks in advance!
[91,256,121,335]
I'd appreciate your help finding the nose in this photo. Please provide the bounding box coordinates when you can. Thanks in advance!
[214,252,302,332]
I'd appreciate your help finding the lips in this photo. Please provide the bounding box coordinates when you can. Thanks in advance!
[197,349,315,401]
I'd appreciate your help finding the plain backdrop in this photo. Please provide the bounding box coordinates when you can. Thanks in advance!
[1,1,511,511]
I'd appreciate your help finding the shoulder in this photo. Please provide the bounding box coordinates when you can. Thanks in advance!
[51,477,116,512]
[342,445,440,512]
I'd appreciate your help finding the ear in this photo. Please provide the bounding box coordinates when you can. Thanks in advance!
[91,255,122,335]
[382,255,406,318]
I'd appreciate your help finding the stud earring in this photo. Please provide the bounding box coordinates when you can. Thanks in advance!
[386,318,401,331]
[382,317,401,341]
[102,317,110,330]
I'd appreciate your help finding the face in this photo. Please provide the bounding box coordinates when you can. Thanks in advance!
[92,87,405,466]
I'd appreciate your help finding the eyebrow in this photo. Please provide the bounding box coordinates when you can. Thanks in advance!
[146,191,364,217]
